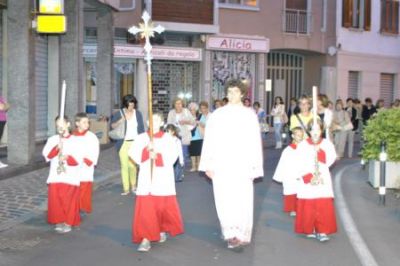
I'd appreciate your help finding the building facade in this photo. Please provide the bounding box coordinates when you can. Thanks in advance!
[335,0,400,106]
[2,0,399,164]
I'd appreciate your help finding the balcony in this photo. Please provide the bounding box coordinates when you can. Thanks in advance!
[283,9,310,35]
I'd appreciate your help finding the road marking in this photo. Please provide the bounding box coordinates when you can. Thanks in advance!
[334,164,379,266]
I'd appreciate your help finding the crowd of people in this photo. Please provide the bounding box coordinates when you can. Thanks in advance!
[35,82,400,253]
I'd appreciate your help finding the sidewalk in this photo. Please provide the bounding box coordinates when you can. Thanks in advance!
[0,146,121,232]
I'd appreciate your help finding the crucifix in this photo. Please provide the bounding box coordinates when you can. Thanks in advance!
[128,11,165,179]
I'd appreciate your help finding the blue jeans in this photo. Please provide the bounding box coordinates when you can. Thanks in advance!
[274,122,283,143]
[182,145,190,163]
[174,160,184,182]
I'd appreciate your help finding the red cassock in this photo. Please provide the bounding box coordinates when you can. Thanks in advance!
[79,181,93,213]
[48,183,80,226]
[43,135,81,226]
[283,194,297,213]
[73,130,99,214]
[294,138,338,235]
[132,195,184,243]
[129,132,184,243]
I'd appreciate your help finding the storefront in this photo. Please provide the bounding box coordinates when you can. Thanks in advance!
[205,35,269,105]
[83,44,202,116]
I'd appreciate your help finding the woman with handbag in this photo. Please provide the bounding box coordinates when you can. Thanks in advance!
[270,97,287,149]
[110,95,145,195]
[332,100,352,160]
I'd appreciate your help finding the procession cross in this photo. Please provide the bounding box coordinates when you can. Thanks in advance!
[128,11,165,179]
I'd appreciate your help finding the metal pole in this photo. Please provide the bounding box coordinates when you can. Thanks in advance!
[379,141,387,206]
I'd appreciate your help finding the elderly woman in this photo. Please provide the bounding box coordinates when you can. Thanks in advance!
[111,95,145,195]
[332,100,352,159]
[167,98,195,165]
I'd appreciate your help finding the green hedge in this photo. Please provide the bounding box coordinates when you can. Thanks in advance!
[362,108,400,162]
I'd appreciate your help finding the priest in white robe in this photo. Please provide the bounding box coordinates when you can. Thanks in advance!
[199,79,264,250]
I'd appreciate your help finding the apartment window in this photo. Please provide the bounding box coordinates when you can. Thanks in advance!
[381,0,399,34]
[348,71,360,99]
[342,0,371,30]
[119,0,135,10]
[380,73,395,108]
[219,0,258,8]
[284,0,309,34]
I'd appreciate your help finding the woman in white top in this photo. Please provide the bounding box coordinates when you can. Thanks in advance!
[270,96,286,149]
[167,98,195,164]
[111,95,145,195]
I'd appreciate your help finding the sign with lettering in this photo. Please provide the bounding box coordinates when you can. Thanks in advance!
[84,45,202,61]
[206,36,269,53]
[39,0,64,14]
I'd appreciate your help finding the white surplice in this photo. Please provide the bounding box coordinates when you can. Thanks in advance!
[128,132,179,196]
[272,143,301,196]
[199,104,264,243]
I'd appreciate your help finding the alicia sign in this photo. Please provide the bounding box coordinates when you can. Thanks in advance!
[206,35,269,53]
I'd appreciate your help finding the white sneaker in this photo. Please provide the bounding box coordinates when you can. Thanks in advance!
[159,232,167,243]
[54,223,64,232]
[58,224,72,234]
[121,191,130,196]
[0,161,8,168]
[306,233,317,239]
[318,233,330,242]
[289,211,296,217]
[137,239,151,252]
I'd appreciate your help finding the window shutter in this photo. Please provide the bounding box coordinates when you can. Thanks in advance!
[342,0,353,28]
[394,1,399,34]
[364,0,371,31]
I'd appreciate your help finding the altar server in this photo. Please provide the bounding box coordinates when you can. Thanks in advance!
[273,127,304,217]
[129,113,184,252]
[73,113,100,214]
[43,117,81,233]
[295,120,337,242]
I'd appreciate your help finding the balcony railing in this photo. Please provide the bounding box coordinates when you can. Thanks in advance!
[283,9,310,35]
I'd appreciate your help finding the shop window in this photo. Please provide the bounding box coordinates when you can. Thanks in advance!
[381,0,399,34]
[284,0,310,34]
[219,0,258,8]
[85,27,97,43]
[85,63,97,114]
[114,63,135,109]
[342,0,371,30]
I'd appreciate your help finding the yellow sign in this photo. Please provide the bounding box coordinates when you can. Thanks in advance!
[39,0,63,14]
[37,16,67,34]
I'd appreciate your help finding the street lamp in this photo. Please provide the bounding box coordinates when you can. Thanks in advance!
[378,141,387,206]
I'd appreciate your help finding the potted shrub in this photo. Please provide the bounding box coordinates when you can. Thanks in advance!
[361,108,400,188]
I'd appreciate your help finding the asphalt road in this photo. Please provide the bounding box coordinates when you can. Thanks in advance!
[0,146,397,266]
